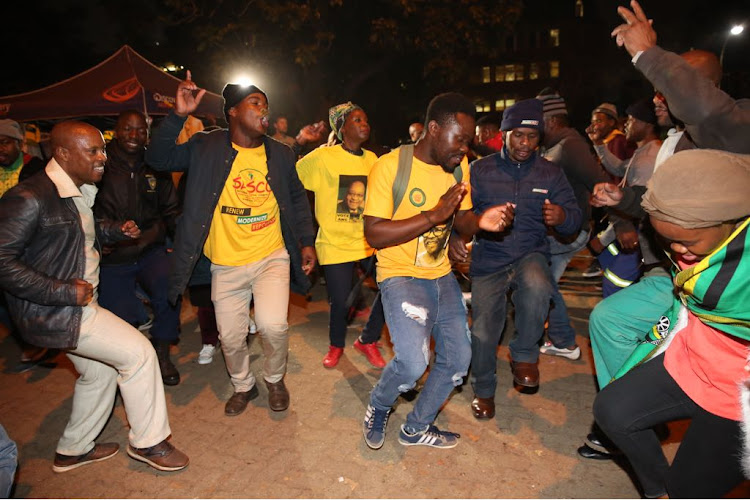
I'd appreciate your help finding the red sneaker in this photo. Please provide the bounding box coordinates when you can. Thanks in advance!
[354,339,386,368]
[323,346,344,368]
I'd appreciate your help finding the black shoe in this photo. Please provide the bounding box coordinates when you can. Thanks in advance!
[154,341,180,386]
[582,261,602,278]
[577,444,614,460]
[585,432,621,454]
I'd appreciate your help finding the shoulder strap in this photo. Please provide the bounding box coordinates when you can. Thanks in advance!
[392,144,414,217]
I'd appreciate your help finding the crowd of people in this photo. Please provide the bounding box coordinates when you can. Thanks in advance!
[0,1,749,497]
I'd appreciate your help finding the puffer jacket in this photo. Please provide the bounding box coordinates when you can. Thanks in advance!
[469,147,581,277]
[0,172,129,348]
[145,112,316,304]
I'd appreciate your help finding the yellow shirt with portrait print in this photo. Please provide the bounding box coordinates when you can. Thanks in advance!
[203,143,284,266]
[364,149,471,282]
[296,144,377,265]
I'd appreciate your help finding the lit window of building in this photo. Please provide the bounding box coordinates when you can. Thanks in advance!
[575,0,584,17]
[529,62,539,80]
[550,60,560,78]
[476,101,491,113]
[482,66,491,83]
[549,29,560,47]
[515,64,525,81]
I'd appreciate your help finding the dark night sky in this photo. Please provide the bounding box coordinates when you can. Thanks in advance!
[4,0,749,145]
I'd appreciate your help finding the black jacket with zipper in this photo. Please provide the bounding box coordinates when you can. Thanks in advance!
[93,140,179,265]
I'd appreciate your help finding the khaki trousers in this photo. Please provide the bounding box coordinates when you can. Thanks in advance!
[56,302,170,455]
[211,248,290,392]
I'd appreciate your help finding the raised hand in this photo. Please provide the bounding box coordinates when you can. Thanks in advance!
[591,183,624,207]
[611,0,656,57]
[542,199,566,226]
[73,278,94,306]
[478,202,515,233]
[296,121,327,145]
[175,70,207,117]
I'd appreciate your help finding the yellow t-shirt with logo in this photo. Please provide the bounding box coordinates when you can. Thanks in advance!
[364,148,471,282]
[203,143,284,266]
[296,145,377,265]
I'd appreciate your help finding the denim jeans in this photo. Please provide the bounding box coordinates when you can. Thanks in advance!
[470,252,554,398]
[98,245,181,343]
[370,273,471,431]
[0,423,17,498]
[546,228,590,350]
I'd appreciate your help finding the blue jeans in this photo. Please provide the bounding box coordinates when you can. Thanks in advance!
[98,245,181,343]
[546,228,590,350]
[0,423,17,498]
[470,252,554,398]
[370,273,471,431]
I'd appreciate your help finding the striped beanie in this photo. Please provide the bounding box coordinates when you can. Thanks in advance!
[535,88,567,118]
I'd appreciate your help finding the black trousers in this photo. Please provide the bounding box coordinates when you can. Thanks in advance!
[594,352,746,498]
[321,256,385,348]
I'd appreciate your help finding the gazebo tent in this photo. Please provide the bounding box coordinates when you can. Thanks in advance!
[0,45,223,122]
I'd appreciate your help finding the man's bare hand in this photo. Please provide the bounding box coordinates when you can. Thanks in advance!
[617,229,640,252]
[448,234,469,263]
[73,278,94,306]
[301,246,317,275]
[175,70,206,117]
[591,183,624,207]
[296,121,327,146]
[477,202,515,233]
[542,199,566,226]
[121,220,141,239]
[424,182,467,224]
[611,0,656,57]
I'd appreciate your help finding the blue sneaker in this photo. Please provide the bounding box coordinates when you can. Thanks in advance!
[398,424,460,448]
[363,404,390,449]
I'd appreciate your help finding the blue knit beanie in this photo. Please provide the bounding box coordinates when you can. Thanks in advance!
[500,99,544,132]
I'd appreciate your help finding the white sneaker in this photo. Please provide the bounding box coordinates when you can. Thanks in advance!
[539,341,581,360]
[248,316,258,335]
[198,344,216,364]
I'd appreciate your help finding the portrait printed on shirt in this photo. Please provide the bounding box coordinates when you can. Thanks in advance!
[336,175,367,222]
[414,221,452,268]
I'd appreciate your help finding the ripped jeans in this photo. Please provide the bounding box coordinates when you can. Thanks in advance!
[369,273,471,431]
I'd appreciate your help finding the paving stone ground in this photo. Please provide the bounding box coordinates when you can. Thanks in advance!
[1,251,748,498]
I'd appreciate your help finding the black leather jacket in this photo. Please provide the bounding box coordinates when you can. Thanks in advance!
[94,140,179,265]
[0,172,129,349]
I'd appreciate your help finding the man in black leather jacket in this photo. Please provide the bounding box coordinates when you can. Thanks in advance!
[0,121,189,473]
[94,110,182,386]
[146,71,320,417]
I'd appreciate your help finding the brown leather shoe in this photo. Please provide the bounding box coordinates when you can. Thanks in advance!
[511,360,539,389]
[53,443,119,473]
[265,379,290,411]
[471,396,495,419]
[127,439,189,471]
[224,385,260,416]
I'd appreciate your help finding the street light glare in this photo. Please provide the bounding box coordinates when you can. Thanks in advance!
[232,75,255,87]
[730,25,744,36]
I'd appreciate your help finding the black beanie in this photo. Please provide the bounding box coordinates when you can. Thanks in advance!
[626,98,657,126]
[222,83,268,121]
[501,98,544,132]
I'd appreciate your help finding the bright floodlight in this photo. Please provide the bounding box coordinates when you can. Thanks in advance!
[232,75,255,87]
[730,25,744,36]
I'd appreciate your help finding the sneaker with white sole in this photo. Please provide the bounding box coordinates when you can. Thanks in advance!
[363,404,390,449]
[539,341,581,360]
[249,316,258,335]
[198,344,216,365]
[398,424,460,448]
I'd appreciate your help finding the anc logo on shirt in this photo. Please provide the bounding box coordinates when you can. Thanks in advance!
[409,188,426,207]
[232,168,272,207]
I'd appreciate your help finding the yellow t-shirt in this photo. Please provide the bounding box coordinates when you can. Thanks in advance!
[296,145,377,265]
[203,143,284,266]
[364,148,472,282]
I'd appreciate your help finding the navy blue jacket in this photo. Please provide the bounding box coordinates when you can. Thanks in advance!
[469,147,581,277]
[145,112,316,304]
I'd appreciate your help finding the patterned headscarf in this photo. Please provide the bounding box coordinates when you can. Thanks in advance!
[329,102,362,141]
